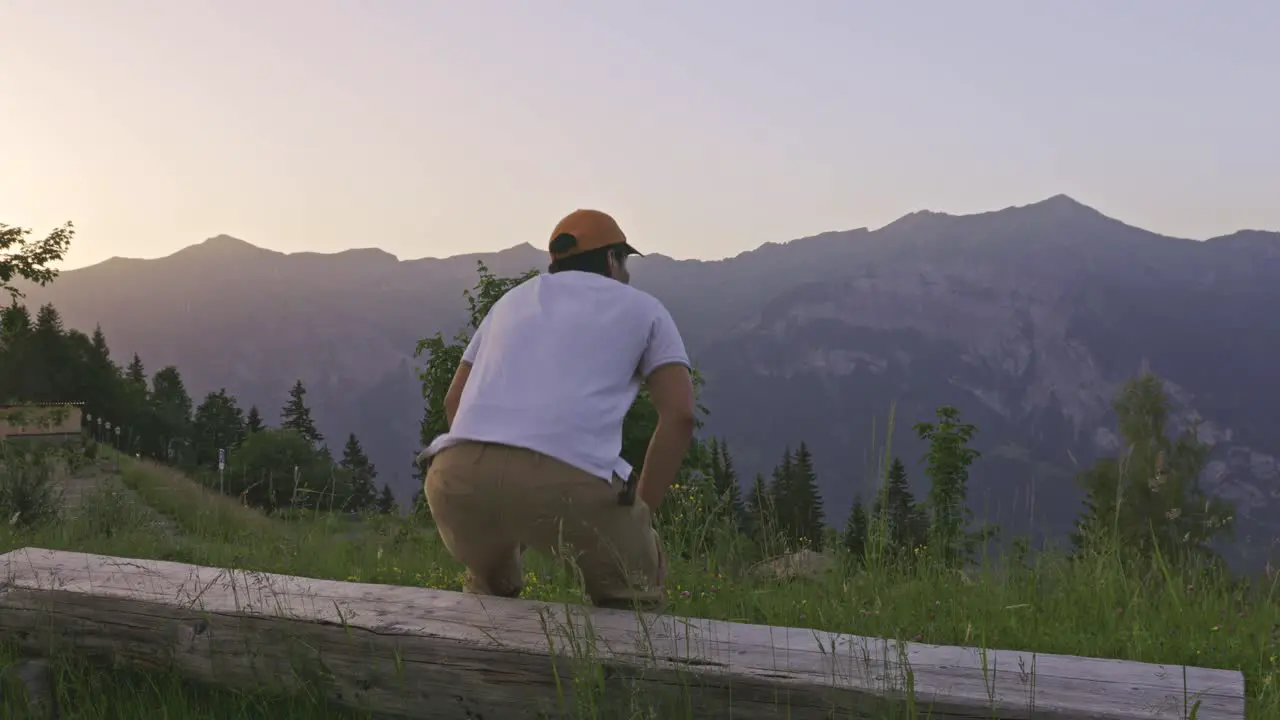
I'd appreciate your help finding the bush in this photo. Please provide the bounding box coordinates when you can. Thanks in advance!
[224,429,354,513]
[0,442,61,528]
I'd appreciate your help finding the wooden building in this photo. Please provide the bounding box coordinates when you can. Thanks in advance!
[0,402,85,440]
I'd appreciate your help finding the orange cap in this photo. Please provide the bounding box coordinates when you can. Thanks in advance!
[548,209,642,261]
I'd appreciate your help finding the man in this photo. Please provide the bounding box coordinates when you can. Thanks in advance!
[420,209,695,610]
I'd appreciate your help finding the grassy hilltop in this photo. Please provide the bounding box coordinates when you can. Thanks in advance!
[0,439,1276,718]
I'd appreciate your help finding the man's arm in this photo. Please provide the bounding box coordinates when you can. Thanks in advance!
[444,313,490,430]
[636,362,695,511]
[443,361,472,429]
[634,304,695,511]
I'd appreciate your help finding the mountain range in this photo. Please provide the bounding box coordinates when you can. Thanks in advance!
[23,195,1280,567]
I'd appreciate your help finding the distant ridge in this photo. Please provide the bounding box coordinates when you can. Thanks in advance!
[63,195,1280,272]
[21,191,1280,576]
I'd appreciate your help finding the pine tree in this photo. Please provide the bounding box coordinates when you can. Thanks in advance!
[0,300,32,338]
[192,389,246,469]
[279,379,323,446]
[150,366,194,464]
[707,437,745,527]
[33,303,63,335]
[874,457,927,555]
[245,405,264,433]
[914,406,980,567]
[111,352,150,453]
[90,325,111,361]
[375,483,398,514]
[0,303,34,402]
[125,353,147,388]
[31,304,70,401]
[340,433,379,512]
[707,437,724,486]
[768,447,795,536]
[78,325,121,421]
[787,442,825,550]
[842,497,869,561]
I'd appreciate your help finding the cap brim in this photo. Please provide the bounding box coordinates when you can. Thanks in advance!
[621,242,643,257]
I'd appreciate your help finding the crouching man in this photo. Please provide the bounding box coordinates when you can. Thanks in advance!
[418,209,695,610]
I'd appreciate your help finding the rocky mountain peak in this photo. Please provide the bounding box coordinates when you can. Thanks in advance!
[185,234,267,256]
[1028,193,1093,211]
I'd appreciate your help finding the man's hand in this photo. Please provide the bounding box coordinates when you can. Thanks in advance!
[636,363,696,511]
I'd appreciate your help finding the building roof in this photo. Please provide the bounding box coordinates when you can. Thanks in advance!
[0,402,85,408]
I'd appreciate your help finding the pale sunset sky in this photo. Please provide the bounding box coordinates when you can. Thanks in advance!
[3,1,1277,271]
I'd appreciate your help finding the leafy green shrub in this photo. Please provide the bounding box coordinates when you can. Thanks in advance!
[225,429,354,513]
[0,442,60,528]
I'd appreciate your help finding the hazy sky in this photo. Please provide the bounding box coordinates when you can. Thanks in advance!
[4,1,1277,270]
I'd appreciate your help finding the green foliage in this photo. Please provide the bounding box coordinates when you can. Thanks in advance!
[0,442,61,528]
[225,428,349,512]
[339,433,378,513]
[914,405,980,567]
[760,444,827,552]
[1073,373,1235,565]
[413,335,466,447]
[706,437,746,530]
[148,366,195,465]
[651,437,753,559]
[768,447,794,523]
[744,472,776,548]
[841,496,869,561]
[413,262,539,448]
[125,354,147,388]
[872,457,929,561]
[376,483,398,514]
[279,380,323,447]
[771,442,825,550]
[192,389,246,470]
[0,302,125,433]
[0,307,374,513]
[245,405,264,434]
[0,221,73,300]
[0,304,65,403]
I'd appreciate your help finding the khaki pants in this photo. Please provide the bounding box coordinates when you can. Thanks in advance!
[425,441,667,610]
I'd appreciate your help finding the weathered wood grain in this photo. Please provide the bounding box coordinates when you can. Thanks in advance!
[0,547,1246,719]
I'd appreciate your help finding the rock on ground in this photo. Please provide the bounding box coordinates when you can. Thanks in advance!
[751,549,836,582]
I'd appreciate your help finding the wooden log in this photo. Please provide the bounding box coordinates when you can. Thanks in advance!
[0,547,1245,719]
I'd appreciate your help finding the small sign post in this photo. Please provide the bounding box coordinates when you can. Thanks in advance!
[218,448,226,493]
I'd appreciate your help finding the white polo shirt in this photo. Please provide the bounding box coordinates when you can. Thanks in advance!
[424,271,690,483]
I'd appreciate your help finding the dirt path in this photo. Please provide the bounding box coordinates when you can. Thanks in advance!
[54,458,180,539]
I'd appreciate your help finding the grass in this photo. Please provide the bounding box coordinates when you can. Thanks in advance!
[0,443,1277,718]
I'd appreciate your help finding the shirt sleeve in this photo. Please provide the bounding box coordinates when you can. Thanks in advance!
[639,303,691,378]
[461,314,489,365]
